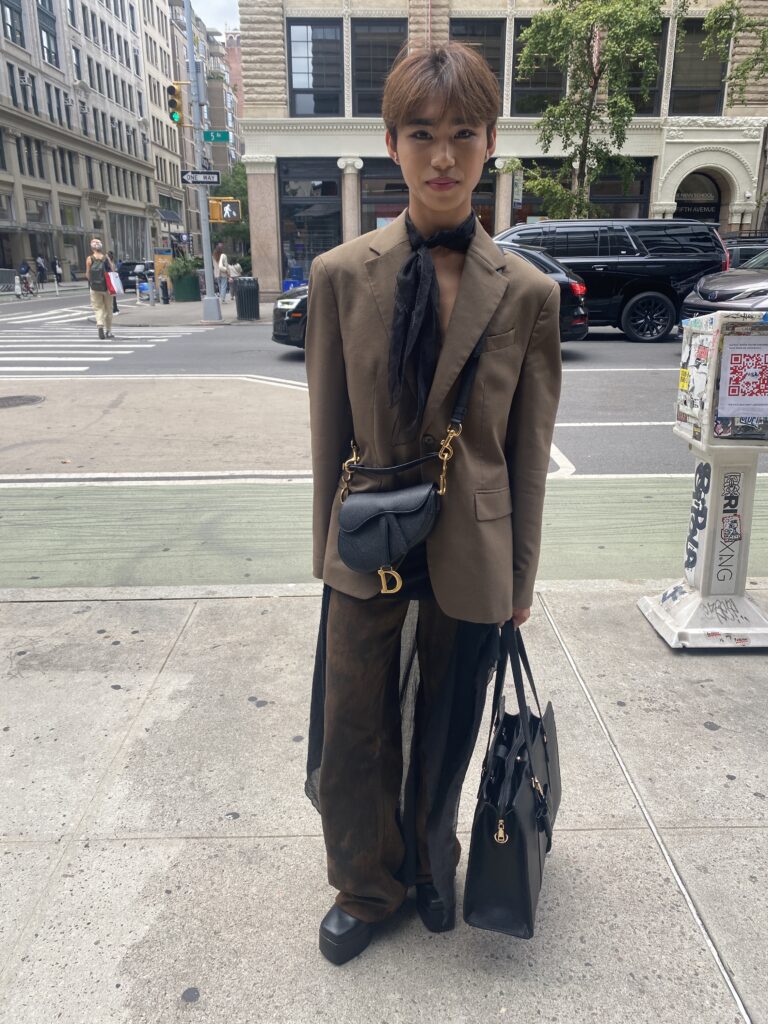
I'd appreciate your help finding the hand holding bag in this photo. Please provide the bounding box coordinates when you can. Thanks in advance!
[463,624,561,938]
[106,270,124,296]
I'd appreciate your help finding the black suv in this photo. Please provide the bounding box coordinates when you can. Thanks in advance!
[495,219,728,342]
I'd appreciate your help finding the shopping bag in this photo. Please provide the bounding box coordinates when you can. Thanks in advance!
[106,271,124,296]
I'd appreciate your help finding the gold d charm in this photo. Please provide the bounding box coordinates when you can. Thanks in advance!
[378,567,403,594]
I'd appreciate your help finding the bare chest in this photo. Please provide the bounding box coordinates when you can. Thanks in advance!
[435,263,463,339]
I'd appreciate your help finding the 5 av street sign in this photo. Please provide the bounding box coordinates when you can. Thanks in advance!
[203,130,230,143]
[181,169,221,185]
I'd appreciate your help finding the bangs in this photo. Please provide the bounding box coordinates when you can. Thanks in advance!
[383,42,500,138]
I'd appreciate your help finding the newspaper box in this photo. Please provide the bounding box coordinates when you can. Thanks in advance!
[639,310,768,648]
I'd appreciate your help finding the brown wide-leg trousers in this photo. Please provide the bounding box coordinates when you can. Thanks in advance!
[318,586,462,924]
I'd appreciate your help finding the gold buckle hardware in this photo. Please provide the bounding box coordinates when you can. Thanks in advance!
[531,776,545,798]
[494,819,509,844]
[437,424,462,497]
[378,566,403,594]
[339,441,360,503]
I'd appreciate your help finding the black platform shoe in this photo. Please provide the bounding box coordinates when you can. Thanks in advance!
[415,883,455,933]
[319,906,374,965]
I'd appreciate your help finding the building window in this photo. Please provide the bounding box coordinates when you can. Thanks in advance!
[449,19,505,111]
[81,4,88,35]
[669,19,726,116]
[40,25,58,66]
[510,18,566,116]
[627,23,668,116]
[93,107,100,140]
[351,19,407,117]
[96,63,103,92]
[66,0,76,27]
[64,92,72,128]
[72,45,81,79]
[360,157,407,235]
[25,197,50,223]
[0,191,13,217]
[278,158,341,283]
[45,81,54,119]
[6,62,18,105]
[85,154,94,188]
[287,20,343,117]
[2,0,24,46]
[87,54,94,86]
[589,158,653,217]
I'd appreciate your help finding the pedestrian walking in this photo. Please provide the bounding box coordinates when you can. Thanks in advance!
[304,41,561,966]
[107,251,120,315]
[53,257,63,285]
[35,255,47,290]
[213,245,229,302]
[85,239,114,339]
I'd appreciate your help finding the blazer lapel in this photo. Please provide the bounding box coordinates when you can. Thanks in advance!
[422,224,508,431]
[363,212,509,431]
[364,211,410,339]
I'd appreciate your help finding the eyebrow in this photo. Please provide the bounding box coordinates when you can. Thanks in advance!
[404,117,472,126]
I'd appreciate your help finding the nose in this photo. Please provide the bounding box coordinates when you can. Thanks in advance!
[431,144,456,173]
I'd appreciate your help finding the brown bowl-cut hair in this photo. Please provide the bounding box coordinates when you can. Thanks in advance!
[382,42,500,144]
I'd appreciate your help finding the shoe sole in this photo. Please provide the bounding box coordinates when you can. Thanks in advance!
[318,923,373,965]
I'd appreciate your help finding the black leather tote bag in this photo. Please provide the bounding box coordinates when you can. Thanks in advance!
[463,624,561,938]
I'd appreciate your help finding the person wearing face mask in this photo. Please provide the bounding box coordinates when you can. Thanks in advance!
[85,239,114,339]
[304,42,562,965]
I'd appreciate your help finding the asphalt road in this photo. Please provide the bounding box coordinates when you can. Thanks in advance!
[1,295,765,477]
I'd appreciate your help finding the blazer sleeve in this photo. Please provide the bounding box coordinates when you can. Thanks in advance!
[305,255,354,579]
[505,281,562,608]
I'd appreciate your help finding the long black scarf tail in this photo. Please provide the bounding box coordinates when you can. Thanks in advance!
[389,212,476,432]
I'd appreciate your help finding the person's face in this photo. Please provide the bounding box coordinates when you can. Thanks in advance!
[386,100,495,233]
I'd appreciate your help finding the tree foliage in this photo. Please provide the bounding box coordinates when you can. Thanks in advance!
[498,0,685,218]
[211,162,249,249]
[704,0,768,104]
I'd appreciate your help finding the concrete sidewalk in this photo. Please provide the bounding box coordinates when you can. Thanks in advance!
[109,296,274,327]
[0,579,764,1023]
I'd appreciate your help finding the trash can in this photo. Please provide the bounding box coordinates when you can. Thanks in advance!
[236,276,260,321]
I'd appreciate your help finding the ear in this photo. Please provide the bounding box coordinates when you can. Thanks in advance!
[385,129,399,164]
[486,125,497,160]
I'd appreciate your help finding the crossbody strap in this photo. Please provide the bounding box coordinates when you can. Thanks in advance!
[346,333,486,478]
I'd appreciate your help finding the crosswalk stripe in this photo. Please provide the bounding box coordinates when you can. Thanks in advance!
[0,355,114,361]
[0,366,89,371]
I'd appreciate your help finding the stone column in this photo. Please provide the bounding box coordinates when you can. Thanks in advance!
[649,202,678,220]
[4,129,27,266]
[243,153,281,296]
[337,157,363,241]
[494,158,513,234]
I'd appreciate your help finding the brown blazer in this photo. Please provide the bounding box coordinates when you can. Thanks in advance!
[305,210,562,623]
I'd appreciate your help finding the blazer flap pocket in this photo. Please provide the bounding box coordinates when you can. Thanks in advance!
[484,328,516,352]
[475,487,513,521]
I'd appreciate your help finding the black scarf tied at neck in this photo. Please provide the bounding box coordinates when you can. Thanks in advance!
[389,211,476,431]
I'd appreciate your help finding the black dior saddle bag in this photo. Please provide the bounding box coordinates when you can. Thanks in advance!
[337,336,484,594]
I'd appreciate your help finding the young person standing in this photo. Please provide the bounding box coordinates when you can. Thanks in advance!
[305,43,562,965]
[85,239,114,339]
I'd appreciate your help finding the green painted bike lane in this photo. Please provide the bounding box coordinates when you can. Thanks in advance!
[1,478,767,589]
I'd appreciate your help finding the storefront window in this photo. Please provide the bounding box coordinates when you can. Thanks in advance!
[510,158,653,224]
[279,159,341,284]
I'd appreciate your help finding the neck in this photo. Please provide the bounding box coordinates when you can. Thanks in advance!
[406,200,473,239]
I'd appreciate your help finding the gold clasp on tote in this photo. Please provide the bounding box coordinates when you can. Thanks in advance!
[339,440,360,503]
[494,819,509,845]
[437,424,462,496]
[378,566,403,595]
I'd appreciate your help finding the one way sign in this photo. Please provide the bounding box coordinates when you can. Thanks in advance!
[181,169,221,185]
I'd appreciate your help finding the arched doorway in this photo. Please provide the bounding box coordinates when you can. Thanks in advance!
[674,172,721,222]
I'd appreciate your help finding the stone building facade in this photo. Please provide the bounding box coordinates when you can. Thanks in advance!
[240,0,768,298]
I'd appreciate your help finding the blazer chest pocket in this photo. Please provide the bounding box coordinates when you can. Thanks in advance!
[483,328,516,352]
[475,487,513,521]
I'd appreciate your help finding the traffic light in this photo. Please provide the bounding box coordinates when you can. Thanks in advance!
[208,198,242,223]
[166,82,183,126]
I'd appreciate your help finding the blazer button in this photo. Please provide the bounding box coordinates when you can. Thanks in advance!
[422,434,436,449]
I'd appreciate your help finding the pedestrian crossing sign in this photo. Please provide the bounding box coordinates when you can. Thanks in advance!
[209,198,242,223]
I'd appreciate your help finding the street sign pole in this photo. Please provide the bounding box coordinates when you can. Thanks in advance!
[183,0,220,321]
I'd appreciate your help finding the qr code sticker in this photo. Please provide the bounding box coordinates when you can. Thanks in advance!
[727,352,768,397]
[721,514,741,544]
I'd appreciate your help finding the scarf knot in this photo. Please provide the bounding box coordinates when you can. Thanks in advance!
[389,211,476,432]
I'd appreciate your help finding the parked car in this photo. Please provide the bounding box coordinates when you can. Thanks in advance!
[497,243,588,341]
[118,260,155,292]
[723,237,768,268]
[682,247,768,318]
[272,245,587,349]
[495,219,728,342]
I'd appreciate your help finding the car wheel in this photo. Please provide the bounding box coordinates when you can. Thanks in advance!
[620,292,676,342]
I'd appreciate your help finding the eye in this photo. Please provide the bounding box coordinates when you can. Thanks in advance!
[456,129,477,139]
[409,130,432,140]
